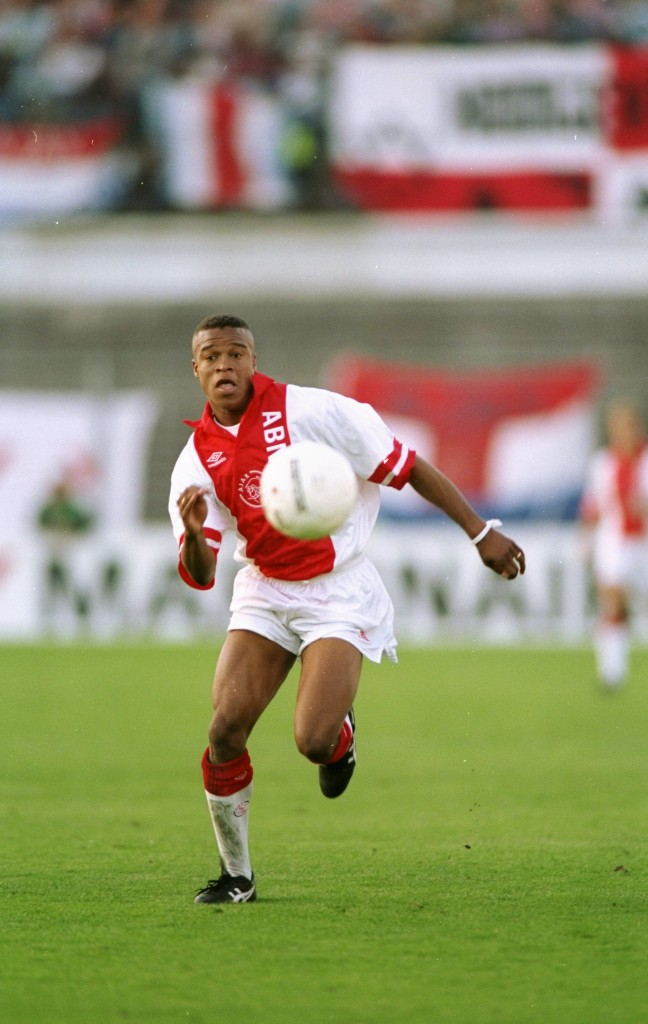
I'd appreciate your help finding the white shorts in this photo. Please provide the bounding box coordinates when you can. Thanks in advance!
[592,531,648,593]
[228,556,398,663]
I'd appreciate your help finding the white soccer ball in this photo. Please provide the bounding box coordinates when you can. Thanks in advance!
[260,441,359,540]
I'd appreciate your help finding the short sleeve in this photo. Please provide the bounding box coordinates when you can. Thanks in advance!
[286,386,416,490]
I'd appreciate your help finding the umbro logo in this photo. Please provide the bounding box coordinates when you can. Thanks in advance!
[206,451,227,467]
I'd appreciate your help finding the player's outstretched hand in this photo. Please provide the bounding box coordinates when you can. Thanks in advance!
[177,486,209,537]
[476,529,526,580]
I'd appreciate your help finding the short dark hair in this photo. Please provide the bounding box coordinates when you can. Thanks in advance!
[193,313,251,335]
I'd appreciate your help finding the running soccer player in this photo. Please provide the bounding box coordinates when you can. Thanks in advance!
[169,313,526,904]
[580,398,648,689]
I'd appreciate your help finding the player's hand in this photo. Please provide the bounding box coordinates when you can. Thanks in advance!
[476,529,526,580]
[177,486,209,537]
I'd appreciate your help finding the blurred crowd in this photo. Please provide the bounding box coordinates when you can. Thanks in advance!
[2,0,648,209]
[4,0,648,121]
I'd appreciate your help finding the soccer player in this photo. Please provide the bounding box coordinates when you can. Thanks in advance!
[169,313,526,904]
[580,398,648,689]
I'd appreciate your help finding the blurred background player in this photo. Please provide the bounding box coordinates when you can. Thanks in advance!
[37,476,96,634]
[580,399,648,689]
[169,313,526,904]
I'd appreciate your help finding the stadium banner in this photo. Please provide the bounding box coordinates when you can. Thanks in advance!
[0,390,158,537]
[152,80,291,210]
[328,44,648,217]
[328,356,601,520]
[596,46,648,219]
[0,117,131,217]
[0,524,600,644]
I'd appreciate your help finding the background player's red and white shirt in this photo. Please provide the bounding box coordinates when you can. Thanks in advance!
[169,373,415,587]
[580,444,648,540]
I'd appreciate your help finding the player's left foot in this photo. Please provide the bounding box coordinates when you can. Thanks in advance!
[194,872,256,904]
[319,708,356,799]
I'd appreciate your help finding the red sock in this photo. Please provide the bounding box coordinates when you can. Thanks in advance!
[201,748,253,796]
[321,719,353,765]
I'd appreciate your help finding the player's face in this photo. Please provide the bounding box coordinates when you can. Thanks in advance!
[192,327,257,425]
[606,404,644,454]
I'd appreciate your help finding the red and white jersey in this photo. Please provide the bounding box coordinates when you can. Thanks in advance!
[580,444,648,539]
[169,373,416,587]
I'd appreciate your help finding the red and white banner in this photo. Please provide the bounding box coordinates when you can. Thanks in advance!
[153,80,290,210]
[329,44,648,217]
[0,117,129,216]
[329,356,602,519]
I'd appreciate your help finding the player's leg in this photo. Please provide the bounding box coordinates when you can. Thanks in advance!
[594,583,629,688]
[208,628,296,761]
[591,533,633,690]
[196,629,296,904]
[294,637,363,798]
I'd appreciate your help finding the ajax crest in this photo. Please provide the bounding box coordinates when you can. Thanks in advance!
[238,470,263,508]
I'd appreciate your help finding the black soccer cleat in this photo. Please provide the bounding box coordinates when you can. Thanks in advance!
[319,708,356,799]
[194,872,256,904]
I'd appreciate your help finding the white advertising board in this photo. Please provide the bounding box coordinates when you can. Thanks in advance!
[329,45,607,172]
[0,524,613,645]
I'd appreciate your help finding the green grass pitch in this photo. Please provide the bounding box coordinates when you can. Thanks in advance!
[2,642,647,1024]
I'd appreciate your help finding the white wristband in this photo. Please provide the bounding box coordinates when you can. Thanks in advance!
[471,518,502,545]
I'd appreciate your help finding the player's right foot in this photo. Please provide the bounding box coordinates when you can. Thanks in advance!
[194,872,256,904]
[319,708,356,799]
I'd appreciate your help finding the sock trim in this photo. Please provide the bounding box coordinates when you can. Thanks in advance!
[320,718,353,766]
[201,748,253,797]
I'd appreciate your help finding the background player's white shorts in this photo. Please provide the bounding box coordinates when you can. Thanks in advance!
[228,556,398,663]
[592,530,648,592]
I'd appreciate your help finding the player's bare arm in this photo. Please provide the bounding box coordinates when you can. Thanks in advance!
[408,455,526,580]
[178,486,216,586]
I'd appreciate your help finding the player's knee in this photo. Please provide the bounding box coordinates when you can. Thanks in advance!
[294,724,336,764]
